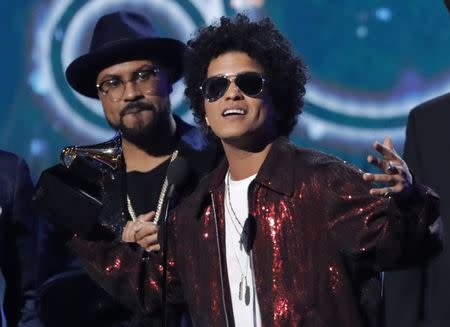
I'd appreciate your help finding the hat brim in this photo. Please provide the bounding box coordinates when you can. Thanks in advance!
[65,37,187,98]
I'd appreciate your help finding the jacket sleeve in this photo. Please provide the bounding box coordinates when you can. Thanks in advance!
[325,163,441,271]
[67,214,185,314]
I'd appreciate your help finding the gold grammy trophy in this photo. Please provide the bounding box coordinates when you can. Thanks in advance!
[60,133,123,171]
[33,134,124,237]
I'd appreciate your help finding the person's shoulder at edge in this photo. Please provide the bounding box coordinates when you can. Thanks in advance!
[0,149,24,173]
[411,92,450,118]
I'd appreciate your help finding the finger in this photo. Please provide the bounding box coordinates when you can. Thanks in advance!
[367,155,383,170]
[369,183,404,196]
[384,136,393,150]
[137,211,156,223]
[373,141,397,160]
[367,155,402,174]
[122,221,138,242]
[383,136,399,156]
[131,222,144,235]
[369,186,394,196]
[121,222,132,242]
[135,225,159,241]
[137,234,159,249]
[363,173,402,184]
[145,244,160,252]
[136,232,158,245]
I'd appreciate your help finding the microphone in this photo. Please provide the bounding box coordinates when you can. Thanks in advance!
[166,157,189,200]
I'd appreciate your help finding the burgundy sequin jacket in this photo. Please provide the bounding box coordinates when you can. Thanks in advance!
[69,137,441,327]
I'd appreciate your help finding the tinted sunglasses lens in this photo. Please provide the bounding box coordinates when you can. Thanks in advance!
[202,77,230,102]
[235,73,263,96]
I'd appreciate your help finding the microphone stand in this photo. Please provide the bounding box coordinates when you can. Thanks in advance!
[159,157,188,327]
[161,185,175,327]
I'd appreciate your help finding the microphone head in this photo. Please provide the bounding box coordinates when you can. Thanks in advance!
[167,157,190,189]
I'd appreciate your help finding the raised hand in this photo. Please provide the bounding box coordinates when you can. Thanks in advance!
[363,136,413,197]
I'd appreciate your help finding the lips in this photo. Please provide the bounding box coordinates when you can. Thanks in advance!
[120,102,154,117]
[123,108,145,115]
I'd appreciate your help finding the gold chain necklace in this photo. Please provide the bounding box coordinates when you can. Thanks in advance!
[126,150,179,223]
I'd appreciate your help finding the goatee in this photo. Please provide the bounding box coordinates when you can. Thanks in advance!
[107,100,173,152]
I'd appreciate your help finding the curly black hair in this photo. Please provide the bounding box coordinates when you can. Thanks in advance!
[184,14,307,136]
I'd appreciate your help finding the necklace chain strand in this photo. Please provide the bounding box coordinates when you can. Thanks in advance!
[225,170,251,304]
[127,150,178,223]
[226,171,249,250]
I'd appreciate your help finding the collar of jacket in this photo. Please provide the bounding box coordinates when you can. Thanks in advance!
[207,136,296,197]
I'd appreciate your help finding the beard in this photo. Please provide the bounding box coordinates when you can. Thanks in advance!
[107,100,172,150]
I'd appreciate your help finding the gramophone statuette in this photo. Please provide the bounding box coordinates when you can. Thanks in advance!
[60,134,122,171]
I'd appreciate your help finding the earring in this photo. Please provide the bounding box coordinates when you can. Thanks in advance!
[205,117,210,126]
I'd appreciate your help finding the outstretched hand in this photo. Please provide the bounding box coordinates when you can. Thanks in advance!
[363,136,413,197]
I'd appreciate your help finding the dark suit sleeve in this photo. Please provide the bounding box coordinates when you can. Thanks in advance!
[384,109,427,327]
[404,109,425,179]
[2,157,40,326]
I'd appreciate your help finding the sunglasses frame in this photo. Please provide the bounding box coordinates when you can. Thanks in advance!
[200,71,266,102]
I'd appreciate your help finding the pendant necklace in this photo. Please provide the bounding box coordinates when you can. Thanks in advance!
[225,170,251,305]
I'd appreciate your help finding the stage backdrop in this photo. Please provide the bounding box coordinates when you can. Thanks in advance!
[1,0,449,179]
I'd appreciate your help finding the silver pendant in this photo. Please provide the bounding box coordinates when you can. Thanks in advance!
[245,286,250,305]
[244,277,250,305]
[238,276,244,300]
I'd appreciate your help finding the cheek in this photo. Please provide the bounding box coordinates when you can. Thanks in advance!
[203,101,215,119]
[102,103,120,120]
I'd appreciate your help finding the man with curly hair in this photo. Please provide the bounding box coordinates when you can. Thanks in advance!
[71,14,442,327]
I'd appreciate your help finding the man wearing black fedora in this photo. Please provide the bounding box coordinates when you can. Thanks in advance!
[384,2,450,326]
[34,11,220,327]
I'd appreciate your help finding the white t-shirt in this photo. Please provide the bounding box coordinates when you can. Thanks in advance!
[224,171,262,327]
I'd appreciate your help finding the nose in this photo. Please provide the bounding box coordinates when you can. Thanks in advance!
[122,81,143,101]
[224,81,244,100]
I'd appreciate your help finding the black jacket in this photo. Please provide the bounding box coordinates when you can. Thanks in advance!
[384,93,450,327]
[0,151,39,327]
[34,116,222,327]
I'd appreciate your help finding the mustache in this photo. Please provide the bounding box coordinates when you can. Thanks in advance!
[120,101,155,117]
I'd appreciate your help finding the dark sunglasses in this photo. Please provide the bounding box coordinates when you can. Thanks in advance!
[200,72,266,102]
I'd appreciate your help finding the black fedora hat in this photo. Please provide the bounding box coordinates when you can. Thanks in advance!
[65,11,187,98]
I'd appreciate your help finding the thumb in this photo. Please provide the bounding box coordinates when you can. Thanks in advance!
[138,211,156,223]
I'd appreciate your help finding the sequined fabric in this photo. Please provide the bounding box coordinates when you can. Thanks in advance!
[70,137,441,327]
